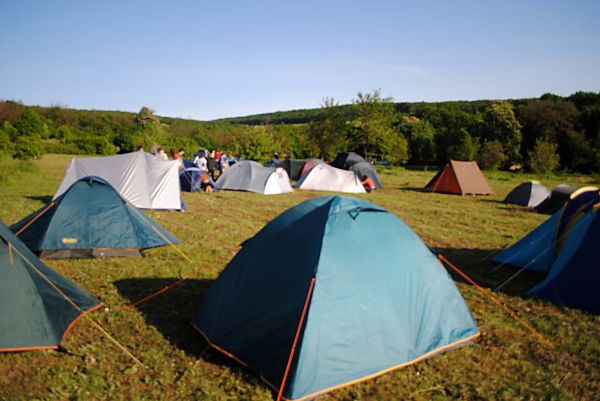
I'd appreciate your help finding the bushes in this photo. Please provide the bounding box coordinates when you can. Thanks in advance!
[477,140,507,170]
[528,139,560,174]
[13,134,44,160]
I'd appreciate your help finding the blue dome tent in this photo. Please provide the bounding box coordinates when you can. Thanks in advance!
[192,196,479,400]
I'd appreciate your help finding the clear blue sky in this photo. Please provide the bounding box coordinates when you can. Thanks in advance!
[1,1,599,120]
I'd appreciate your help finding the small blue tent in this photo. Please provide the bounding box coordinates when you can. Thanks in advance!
[192,196,479,400]
[492,187,600,313]
[11,176,178,258]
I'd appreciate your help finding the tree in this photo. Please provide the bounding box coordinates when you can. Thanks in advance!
[348,90,404,162]
[447,129,476,161]
[14,108,50,139]
[230,126,277,162]
[477,140,507,170]
[13,134,44,160]
[398,116,436,164]
[528,139,560,174]
[308,97,347,159]
[481,101,522,162]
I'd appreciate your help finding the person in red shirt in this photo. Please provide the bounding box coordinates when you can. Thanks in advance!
[361,175,375,192]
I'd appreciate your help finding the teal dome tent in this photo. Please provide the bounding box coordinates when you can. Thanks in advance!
[192,196,479,400]
[11,176,178,258]
[0,220,101,352]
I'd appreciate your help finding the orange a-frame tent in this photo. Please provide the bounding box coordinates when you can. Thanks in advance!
[425,160,492,195]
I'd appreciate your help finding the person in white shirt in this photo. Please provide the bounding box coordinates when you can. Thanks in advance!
[157,146,168,161]
[193,151,208,171]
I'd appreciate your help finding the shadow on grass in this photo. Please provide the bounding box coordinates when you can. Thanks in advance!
[396,186,429,193]
[25,195,53,204]
[115,278,218,358]
[434,247,545,297]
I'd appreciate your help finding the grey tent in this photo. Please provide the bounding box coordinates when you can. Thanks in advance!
[279,159,306,181]
[331,152,366,169]
[216,160,293,195]
[503,181,550,207]
[535,184,576,214]
[350,161,383,189]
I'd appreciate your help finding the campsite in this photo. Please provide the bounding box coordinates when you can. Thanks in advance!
[0,154,598,400]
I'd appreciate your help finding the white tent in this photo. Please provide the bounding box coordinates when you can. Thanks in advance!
[216,161,293,195]
[295,163,366,193]
[54,152,182,210]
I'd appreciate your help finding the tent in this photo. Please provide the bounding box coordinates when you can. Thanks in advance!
[330,151,366,169]
[349,161,383,189]
[492,187,600,313]
[11,176,179,258]
[503,181,550,207]
[216,160,293,195]
[0,220,101,352]
[179,167,217,192]
[330,152,383,189]
[535,184,576,214]
[298,158,324,179]
[295,163,366,193]
[425,160,492,195]
[192,196,479,400]
[54,151,182,210]
[279,159,306,181]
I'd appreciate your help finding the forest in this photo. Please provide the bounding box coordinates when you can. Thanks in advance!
[0,90,599,173]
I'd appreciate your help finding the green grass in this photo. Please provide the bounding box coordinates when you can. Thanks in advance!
[0,154,599,401]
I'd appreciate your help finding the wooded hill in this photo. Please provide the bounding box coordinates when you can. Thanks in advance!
[1,90,599,173]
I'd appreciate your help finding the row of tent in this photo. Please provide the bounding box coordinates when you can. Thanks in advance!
[202,152,383,195]
[493,187,600,313]
[503,181,578,214]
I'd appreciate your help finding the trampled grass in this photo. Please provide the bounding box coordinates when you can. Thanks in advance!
[0,155,598,401]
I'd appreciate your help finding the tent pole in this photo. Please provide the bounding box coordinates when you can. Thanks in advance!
[14,201,55,236]
[438,254,552,346]
[9,242,145,368]
[276,277,316,401]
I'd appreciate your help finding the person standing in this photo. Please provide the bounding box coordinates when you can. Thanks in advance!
[157,146,168,161]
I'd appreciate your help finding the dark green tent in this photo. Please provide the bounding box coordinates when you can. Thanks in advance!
[11,176,178,258]
[0,220,101,352]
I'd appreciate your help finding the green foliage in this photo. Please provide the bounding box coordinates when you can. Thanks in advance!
[481,101,522,162]
[477,140,507,170]
[399,116,436,164]
[447,129,476,161]
[349,90,403,161]
[42,139,81,155]
[13,134,44,160]
[308,97,348,159]
[14,108,50,139]
[0,123,15,155]
[230,126,277,162]
[528,138,560,174]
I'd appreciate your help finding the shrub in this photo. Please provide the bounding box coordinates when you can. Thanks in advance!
[528,139,560,174]
[13,134,44,160]
[477,140,507,170]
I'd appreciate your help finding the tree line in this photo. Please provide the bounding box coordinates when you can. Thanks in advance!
[0,90,599,174]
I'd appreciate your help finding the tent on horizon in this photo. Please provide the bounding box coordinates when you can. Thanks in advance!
[425,160,492,195]
[503,181,550,207]
[12,176,178,259]
[192,196,479,401]
[0,219,101,352]
[216,160,293,195]
[492,187,600,313]
[54,151,182,210]
[295,163,366,193]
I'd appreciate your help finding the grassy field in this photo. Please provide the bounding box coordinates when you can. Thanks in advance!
[0,154,599,401]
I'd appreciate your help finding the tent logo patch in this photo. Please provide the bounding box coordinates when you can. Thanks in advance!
[62,238,78,244]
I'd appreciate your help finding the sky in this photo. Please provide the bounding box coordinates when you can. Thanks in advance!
[1,1,599,120]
